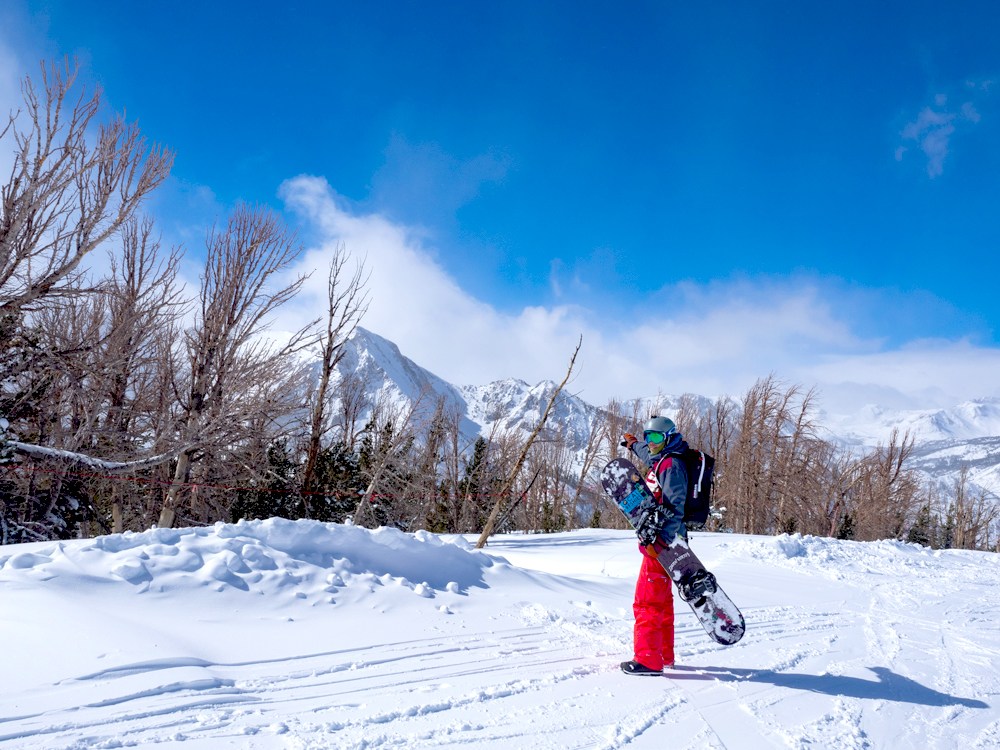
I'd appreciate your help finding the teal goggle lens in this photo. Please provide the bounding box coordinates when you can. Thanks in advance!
[644,431,666,444]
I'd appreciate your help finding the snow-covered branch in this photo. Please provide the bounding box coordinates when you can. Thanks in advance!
[4,440,182,473]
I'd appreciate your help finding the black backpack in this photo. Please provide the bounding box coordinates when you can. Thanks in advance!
[654,448,715,527]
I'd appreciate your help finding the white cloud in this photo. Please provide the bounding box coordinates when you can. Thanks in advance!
[275,176,1000,415]
[960,101,981,124]
[897,81,993,178]
[901,106,956,178]
[278,175,586,388]
[791,340,1000,413]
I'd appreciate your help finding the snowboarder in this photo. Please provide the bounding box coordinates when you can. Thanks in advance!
[619,415,689,675]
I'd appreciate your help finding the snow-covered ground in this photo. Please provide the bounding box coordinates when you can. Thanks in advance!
[1,521,997,749]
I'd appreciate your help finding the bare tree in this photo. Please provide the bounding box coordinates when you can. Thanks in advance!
[1,60,172,314]
[334,371,369,450]
[947,467,1000,550]
[299,247,369,513]
[403,396,457,529]
[427,406,473,532]
[590,397,645,529]
[0,58,175,540]
[476,336,582,548]
[522,437,573,532]
[771,387,819,532]
[451,421,516,533]
[727,377,775,534]
[158,205,311,528]
[716,377,826,535]
[825,446,863,538]
[99,219,186,529]
[0,228,188,538]
[569,404,609,526]
[850,428,920,540]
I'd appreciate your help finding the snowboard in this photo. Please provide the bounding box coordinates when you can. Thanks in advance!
[600,457,745,646]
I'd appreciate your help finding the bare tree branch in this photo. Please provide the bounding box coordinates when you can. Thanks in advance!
[0,59,173,313]
[300,246,370,511]
[476,336,582,548]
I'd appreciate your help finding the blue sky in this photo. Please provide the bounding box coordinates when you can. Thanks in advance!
[3,1,1000,413]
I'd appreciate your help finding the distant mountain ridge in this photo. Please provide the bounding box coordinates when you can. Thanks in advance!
[333,327,1000,500]
[821,398,1000,445]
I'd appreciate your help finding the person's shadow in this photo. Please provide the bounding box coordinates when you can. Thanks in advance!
[669,665,988,708]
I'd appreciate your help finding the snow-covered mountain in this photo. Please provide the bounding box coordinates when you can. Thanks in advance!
[329,327,481,439]
[331,328,602,451]
[821,398,1000,446]
[460,378,603,449]
[334,327,1000,499]
[819,398,1000,500]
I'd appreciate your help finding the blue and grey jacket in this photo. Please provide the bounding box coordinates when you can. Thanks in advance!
[630,432,689,543]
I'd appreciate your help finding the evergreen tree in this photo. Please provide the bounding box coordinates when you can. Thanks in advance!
[231,440,300,522]
[358,417,414,528]
[424,483,453,534]
[907,504,935,547]
[940,508,956,549]
[540,498,567,533]
[308,442,363,523]
[458,436,493,532]
[836,512,856,540]
[589,508,602,528]
[780,516,798,534]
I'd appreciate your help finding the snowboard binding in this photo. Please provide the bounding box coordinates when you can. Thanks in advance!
[678,570,717,603]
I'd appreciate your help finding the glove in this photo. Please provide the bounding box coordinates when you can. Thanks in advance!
[635,505,666,546]
[620,433,638,449]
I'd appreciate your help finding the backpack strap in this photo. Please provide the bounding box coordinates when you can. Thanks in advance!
[655,450,706,497]
[652,453,676,477]
[689,450,706,497]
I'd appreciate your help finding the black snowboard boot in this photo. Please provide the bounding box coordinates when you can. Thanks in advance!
[620,660,662,676]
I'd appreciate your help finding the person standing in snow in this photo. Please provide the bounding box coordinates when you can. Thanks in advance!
[618,415,689,675]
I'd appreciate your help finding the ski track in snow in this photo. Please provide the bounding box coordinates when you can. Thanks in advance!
[0,522,997,749]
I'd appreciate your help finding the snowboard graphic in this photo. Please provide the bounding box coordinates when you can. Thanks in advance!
[600,457,745,645]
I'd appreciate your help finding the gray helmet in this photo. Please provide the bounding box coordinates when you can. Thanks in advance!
[643,415,676,441]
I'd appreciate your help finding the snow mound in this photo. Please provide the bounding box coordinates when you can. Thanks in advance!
[727,533,997,581]
[0,518,497,599]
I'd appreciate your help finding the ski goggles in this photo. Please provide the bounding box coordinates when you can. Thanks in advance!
[644,430,669,444]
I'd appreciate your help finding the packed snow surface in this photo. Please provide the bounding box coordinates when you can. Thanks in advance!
[1,520,998,749]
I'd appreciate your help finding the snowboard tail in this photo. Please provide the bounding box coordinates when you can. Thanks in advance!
[600,458,745,646]
[645,537,744,645]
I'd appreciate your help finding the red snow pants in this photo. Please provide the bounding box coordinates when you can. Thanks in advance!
[633,549,674,670]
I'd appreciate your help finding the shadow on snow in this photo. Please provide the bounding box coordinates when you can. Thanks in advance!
[668,665,989,708]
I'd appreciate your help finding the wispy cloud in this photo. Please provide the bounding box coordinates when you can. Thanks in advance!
[899,105,957,177]
[896,81,993,178]
[367,134,511,230]
[276,176,1000,414]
